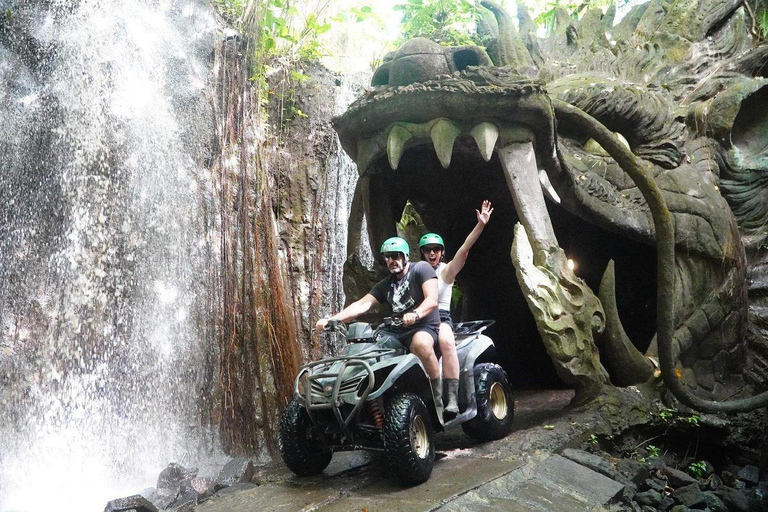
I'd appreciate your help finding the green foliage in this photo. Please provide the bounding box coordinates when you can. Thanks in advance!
[394,0,479,46]
[758,7,768,39]
[688,460,708,479]
[646,444,660,458]
[589,433,599,445]
[659,407,675,422]
[682,414,700,427]
[213,0,374,130]
[658,407,700,427]
[213,0,245,22]
[529,0,624,32]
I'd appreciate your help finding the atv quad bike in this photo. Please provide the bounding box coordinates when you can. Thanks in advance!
[278,318,515,485]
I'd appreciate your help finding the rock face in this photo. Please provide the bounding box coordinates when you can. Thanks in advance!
[332,0,768,406]
[263,62,372,348]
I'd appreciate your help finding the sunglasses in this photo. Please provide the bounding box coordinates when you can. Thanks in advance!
[421,246,442,254]
[382,252,402,261]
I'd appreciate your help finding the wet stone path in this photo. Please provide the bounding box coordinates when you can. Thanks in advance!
[196,390,628,511]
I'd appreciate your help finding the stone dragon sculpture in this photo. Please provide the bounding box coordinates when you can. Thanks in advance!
[332,0,768,411]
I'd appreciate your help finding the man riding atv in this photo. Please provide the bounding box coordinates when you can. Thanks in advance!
[315,236,450,418]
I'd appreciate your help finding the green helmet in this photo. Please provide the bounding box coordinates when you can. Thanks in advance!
[419,233,444,249]
[380,237,410,255]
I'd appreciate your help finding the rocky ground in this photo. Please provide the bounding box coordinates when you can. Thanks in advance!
[106,387,768,512]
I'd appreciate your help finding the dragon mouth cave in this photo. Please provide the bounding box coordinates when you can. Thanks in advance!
[357,131,657,389]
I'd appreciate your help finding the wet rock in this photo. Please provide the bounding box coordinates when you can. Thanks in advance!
[670,483,724,510]
[191,476,216,500]
[214,482,258,495]
[746,482,768,510]
[168,503,195,512]
[561,449,626,482]
[721,470,739,487]
[669,506,692,512]
[659,496,676,511]
[635,489,662,507]
[149,462,200,509]
[720,487,751,512]
[104,494,158,512]
[627,464,652,486]
[661,465,699,488]
[737,465,759,485]
[644,477,666,493]
[215,458,255,490]
[707,473,723,491]
[158,463,198,490]
[148,487,179,510]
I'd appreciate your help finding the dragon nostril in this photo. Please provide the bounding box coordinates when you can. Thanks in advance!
[451,49,481,71]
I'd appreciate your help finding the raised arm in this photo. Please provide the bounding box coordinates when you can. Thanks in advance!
[441,200,493,284]
[315,294,379,331]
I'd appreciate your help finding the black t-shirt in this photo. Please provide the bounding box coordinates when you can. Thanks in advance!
[369,261,440,330]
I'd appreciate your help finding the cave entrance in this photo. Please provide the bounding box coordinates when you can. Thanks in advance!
[363,145,657,389]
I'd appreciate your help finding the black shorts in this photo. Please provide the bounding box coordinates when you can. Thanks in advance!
[376,324,439,352]
[438,309,454,330]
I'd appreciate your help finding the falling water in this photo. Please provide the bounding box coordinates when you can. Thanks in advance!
[0,1,224,510]
[320,70,373,317]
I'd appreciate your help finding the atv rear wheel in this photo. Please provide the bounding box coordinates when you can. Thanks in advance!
[462,363,514,441]
[279,398,332,476]
[384,392,435,485]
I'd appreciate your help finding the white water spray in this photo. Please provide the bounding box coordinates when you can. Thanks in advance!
[0,1,224,510]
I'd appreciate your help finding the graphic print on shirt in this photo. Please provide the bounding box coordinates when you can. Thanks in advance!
[390,278,415,314]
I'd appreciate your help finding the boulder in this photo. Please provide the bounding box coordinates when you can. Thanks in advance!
[215,458,255,490]
[670,483,724,510]
[720,487,751,512]
[736,465,759,486]
[661,465,699,488]
[104,495,158,512]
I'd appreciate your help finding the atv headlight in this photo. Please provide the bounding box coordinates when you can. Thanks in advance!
[295,370,309,396]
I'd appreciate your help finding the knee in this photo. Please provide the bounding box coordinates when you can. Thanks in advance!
[438,332,455,352]
[410,335,433,356]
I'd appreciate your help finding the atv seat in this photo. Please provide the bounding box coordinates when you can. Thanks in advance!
[453,320,495,342]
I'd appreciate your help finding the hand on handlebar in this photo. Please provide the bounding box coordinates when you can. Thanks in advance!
[402,311,419,327]
[315,318,329,331]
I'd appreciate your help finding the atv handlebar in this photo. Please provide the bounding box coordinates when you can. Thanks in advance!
[324,320,347,336]
[381,316,403,328]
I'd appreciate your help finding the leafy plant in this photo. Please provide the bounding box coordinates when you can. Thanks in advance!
[589,433,599,445]
[646,444,660,458]
[659,407,675,422]
[756,5,768,40]
[658,406,700,427]
[688,460,708,479]
[394,0,479,46]
[682,414,700,427]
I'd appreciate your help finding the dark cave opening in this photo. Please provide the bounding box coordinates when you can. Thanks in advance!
[367,144,658,389]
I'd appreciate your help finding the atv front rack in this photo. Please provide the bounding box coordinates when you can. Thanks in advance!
[295,347,395,438]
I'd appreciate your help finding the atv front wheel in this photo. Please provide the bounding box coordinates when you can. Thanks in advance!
[384,392,435,485]
[279,398,332,476]
[462,363,514,441]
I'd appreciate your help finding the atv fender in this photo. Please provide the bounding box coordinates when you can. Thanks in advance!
[459,334,496,408]
[369,354,444,432]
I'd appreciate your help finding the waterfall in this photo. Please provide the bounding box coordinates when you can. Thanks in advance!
[322,70,373,314]
[0,1,224,510]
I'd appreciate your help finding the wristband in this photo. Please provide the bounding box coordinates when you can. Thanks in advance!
[413,311,420,320]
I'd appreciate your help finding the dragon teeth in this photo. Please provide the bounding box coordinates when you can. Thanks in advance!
[470,122,499,162]
[387,125,412,170]
[430,119,461,169]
